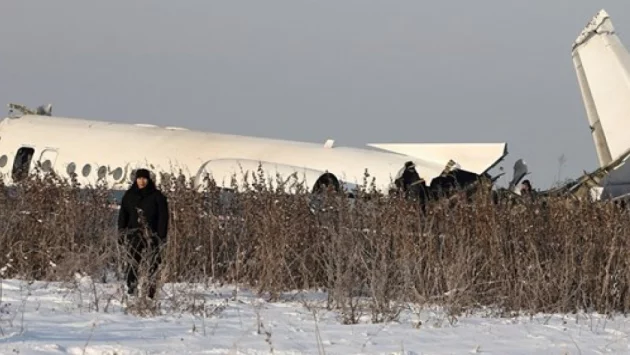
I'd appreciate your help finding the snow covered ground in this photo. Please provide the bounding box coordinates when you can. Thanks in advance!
[0,276,629,354]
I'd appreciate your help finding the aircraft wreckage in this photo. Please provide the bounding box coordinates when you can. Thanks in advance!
[1,9,627,204]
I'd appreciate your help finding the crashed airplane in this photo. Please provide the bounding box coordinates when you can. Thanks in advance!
[0,103,507,197]
[7,9,627,202]
[540,9,630,202]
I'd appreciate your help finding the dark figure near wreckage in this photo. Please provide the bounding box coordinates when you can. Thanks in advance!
[117,168,169,299]
[394,161,430,213]
[520,179,537,200]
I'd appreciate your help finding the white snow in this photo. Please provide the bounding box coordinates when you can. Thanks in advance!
[0,277,629,354]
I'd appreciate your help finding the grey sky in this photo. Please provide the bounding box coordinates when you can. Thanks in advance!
[2,1,629,189]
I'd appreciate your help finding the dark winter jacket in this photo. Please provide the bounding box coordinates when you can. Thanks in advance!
[117,175,169,244]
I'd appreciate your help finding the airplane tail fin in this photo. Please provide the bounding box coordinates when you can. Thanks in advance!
[367,142,507,175]
[572,9,630,168]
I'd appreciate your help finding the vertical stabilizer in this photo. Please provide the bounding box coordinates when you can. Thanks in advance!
[572,9,630,167]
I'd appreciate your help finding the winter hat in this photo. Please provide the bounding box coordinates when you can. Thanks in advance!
[135,168,151,180]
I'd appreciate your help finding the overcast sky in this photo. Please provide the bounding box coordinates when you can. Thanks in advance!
[2,1,630,189]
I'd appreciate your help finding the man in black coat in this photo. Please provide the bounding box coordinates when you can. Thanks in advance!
[117,168,169,299]
[393,161,431,214]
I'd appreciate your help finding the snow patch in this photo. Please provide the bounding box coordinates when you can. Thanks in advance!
[0,279,628,354]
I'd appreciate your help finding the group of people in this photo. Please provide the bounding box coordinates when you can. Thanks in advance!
[394,161,537,206]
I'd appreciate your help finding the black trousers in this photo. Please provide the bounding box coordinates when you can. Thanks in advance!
[125,234,162,299]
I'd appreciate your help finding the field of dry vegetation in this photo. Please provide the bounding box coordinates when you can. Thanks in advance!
[0,170,629,322]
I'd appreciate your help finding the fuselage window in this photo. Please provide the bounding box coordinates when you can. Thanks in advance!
[97,166,107,179]
[12,147,35,181]
[0,155,7,168]
[41,160,52,172]
[82,164,91,177]
[67,162,76,176]
[112,167,123,180]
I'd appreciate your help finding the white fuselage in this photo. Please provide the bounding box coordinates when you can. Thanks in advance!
[0,114,502,193]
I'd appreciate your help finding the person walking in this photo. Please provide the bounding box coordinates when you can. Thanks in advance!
[117,168,169,299]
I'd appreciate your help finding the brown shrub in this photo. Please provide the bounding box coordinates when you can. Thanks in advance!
[0,169,628,321]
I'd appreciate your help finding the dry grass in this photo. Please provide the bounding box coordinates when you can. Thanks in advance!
[0,168,628,322]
